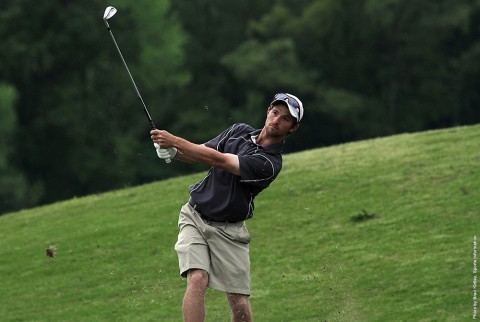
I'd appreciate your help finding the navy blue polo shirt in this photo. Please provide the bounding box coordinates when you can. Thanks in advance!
[188,123,284,222]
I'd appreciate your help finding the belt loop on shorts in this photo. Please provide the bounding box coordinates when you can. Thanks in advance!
[188,198,197,210]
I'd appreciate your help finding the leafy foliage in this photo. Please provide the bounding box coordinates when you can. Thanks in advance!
[0,0,189,212]
[0,83,38,212]
[1,0,480,213]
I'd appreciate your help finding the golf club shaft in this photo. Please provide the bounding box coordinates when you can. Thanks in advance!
[106,28,156,131]
[104,16,171,163]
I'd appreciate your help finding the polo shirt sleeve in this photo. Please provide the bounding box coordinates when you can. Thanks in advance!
[238,153,282,188]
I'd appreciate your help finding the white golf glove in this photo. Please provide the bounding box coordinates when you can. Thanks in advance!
[154,143,177,162]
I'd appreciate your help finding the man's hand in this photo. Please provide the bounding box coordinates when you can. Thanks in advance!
[150,129,177,148]
[154,143,178,161]
[151,130,179,164]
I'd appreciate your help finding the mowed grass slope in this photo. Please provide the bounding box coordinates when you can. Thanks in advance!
[1,125,478,321]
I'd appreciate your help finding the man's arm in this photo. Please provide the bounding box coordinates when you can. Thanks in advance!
[151,130,240,176]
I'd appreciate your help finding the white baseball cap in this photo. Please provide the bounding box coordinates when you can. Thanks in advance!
[271,93,304,123]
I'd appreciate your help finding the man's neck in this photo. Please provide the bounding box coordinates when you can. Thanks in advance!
[255,128,285,146]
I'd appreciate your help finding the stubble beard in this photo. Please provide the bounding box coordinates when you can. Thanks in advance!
[265,124,287,139]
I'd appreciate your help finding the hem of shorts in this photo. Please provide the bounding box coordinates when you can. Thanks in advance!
[208,281,250,296]
[179,265,210,278]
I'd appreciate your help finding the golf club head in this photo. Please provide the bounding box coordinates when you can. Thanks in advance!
[103,6,117,20]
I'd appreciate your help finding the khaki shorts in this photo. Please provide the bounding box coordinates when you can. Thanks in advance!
[174,202,251,295]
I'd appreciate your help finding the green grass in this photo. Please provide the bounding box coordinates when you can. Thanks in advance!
[1,125,479,321]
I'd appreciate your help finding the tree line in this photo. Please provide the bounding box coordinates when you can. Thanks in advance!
[1,0,479,214]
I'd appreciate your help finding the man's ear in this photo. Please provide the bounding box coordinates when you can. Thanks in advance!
[289,122,300,134]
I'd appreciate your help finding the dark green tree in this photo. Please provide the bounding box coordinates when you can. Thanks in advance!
[0,0,189,212]
[220,0,480,149]
[0,84,40,213]
[169,0,278,141]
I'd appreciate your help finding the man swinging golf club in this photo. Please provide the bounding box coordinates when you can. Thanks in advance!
[151,93,304,322]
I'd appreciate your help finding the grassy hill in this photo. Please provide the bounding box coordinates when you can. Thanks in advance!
[1,125,478,321]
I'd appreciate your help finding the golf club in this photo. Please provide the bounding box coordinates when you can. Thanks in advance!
[103,6,171,163]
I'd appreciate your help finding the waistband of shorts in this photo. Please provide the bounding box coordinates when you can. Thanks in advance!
[188,198,241,224]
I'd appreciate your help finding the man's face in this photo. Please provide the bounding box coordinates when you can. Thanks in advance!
[264,104,299,138]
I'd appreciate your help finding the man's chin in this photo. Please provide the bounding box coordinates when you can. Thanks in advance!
[266,127,285,138]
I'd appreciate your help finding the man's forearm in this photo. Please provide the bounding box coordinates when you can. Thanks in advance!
[151,129,240,174]
[172,136,222,166]
[172,136,240,175]
[174,149,201,164]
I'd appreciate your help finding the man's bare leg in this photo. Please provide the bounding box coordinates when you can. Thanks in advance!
[183,269,209,322]
[226,293,252,322]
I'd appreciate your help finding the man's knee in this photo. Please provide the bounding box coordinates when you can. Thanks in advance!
[227,293,250,310]
[186,269,209,288]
